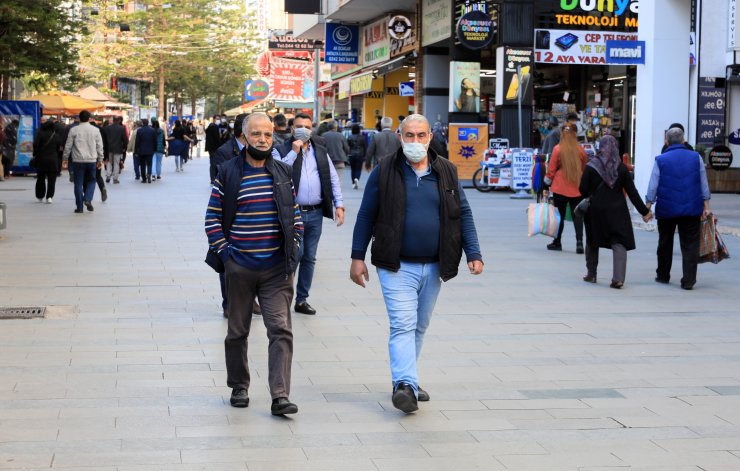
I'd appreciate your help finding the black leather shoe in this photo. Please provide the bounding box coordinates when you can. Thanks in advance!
[230,388,249,408]
[417,387,430,402]
[576,241,584,254]
[101,188,108,202]
[271,397,298,415]
[681,283,694,290]
[294,301,316,315]
[74,208,84,214]
[392,383,418,413]
[84,201,94,212]
[610,281,624,289]
[547,241,562,251]
[655,277,669,284]
[583,274,597,283]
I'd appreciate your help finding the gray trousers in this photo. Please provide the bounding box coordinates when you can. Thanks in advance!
[224,259,294,399]
[105,153,123,181]
[585,243,627,283]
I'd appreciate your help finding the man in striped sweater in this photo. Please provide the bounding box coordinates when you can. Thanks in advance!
[205,113,304,415]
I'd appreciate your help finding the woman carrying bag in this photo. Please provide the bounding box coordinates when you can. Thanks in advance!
[544,123,587,253]
[579,135,653,288]
[32,119,61,203]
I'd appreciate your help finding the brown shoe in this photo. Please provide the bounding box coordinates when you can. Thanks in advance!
[583,274,597,283]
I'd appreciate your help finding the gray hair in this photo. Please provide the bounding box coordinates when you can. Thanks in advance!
[400,114,430,134]
[327,120,337,131]
[242,112,272,136]
[380,117,393,129]
[666,127,684,146]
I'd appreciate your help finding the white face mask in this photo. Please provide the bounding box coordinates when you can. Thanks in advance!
[402,142,427,163]
[294,127,311,142]
[229,122,234,129]
[215,119,221,125]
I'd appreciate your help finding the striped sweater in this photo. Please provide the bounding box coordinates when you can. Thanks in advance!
[205,161,303,270]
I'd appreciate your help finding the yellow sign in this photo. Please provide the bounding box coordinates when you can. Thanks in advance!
[350,73,374,95]
[448,123,488,181]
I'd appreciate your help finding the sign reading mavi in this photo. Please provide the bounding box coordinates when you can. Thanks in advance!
[605,40,645,64]
[535,29,637,65]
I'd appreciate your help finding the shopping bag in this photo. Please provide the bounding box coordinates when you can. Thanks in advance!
[527,203,561,237]
[699,215,730,264]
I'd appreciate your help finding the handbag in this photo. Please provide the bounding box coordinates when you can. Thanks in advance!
[699,215,730,264]
[527,203,561,237]
[573,181,604,218]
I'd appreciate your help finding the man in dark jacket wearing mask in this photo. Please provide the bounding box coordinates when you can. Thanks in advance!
[350,114,483,414]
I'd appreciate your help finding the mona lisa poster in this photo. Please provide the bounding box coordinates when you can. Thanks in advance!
[449,61,481,113]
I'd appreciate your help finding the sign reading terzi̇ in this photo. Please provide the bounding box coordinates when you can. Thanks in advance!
[534,29,637,65]
[422,0,453,47]
[362,17,390,67]
[325,23,359,64]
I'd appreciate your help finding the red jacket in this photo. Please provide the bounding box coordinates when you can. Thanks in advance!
[546,145,586,197]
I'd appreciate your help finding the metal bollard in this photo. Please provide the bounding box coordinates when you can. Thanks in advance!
[0,202,6,230]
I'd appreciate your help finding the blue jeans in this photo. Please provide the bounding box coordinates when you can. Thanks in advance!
[296,208,324,303]
[377,262,442,396]
[153,152,163,176]
[72,162,96,210]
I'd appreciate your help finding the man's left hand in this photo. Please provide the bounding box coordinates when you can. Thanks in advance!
[96,161,103,170]
[335,207,345,227]
[468,260,484,275]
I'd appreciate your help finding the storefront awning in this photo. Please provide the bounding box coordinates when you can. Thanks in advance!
[375,56,409,76]
[274,100,314,109]
[326,0,415,22]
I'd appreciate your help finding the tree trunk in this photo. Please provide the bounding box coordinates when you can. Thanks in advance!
[158,62,165,121]
[217,93,223,115]
[0,73,10,101]
[191,92,197,119]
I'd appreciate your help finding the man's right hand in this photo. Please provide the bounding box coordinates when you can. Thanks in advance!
[350,259,369,287]
[291,139,303,155]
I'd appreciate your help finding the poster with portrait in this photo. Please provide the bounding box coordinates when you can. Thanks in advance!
[449,62,481,113]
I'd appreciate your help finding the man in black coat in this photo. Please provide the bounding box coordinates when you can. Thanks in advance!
[104,116,128,184]
[134,118,157,183]
[205,115,222,184]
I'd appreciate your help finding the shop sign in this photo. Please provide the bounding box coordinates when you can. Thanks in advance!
[697,77,726,148]
[244,79,269,101]
[708,145,733,171]
[362,17,390,67]
[456,10,495,50]
[449,123,488,180]
[268,60,314,101]
[390,16,416,58]
[400,81,415,97]
[338,77,351,100]
[554,0,638,31]
[534,29,637,65]
[325,23,359,64]
[511,148,535,190]
[422,0,452,47]
[350,73,374,95]
[730,0,739,50]
[388,15,412,40]
[605,40,645,64]
[268,35,321,51]
[449,62,481,113]
[500,47,533,106]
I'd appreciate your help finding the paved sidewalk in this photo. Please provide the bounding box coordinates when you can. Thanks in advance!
[0,158,739,470]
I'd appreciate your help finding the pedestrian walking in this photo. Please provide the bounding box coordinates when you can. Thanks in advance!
[134,118,157,184]
[347,124,366,189]
[350,114,484,413]
[205,115,222,183]
[365,117,401,169]
[204,112,303,414]
[579,135,653,289]
[322,120,350,183]
[127,121,140,180]
[167,120,191,173]
[2,119,19,179]
[646,126,712,290]
[104,117,128,184]
[62,110,103,213]
[196,119,205,158]
[151,119,166,180]
[32,118,61,203]
[273,113,345,316]
[544,123,587,253]
[91,119,108,202]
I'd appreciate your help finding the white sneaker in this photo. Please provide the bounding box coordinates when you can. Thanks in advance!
[352,178,359,189]
[46,198,53,204]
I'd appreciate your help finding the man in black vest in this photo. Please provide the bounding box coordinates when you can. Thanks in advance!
[273,113,345,316]
[349,114,484,414]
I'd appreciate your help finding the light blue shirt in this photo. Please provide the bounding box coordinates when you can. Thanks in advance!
[272,144,344,208]
[646,153,711,203]
[236,138,245,152]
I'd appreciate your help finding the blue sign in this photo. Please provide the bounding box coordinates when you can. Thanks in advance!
[457,127,479,141]
[605,40,646,65]
[325,23,359,64]
[245,80,269,101]
[399,81,415,97]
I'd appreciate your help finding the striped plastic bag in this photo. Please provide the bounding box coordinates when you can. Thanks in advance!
[527,203,561,237]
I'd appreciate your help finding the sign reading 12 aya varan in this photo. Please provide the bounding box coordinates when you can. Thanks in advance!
[534,29,637,64]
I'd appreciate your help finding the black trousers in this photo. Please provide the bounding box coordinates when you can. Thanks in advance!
[349,155,363,183]
[96,166,105,191]
[552,193,584,243]
[139,154,153,180]
[657,216,701,287]
[35,171,57,199]
[208,151,218,183]
[224,259,294,399]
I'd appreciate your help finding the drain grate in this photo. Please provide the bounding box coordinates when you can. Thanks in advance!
[0,306,46,319]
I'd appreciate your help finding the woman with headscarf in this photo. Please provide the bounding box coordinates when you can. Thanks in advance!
[579,135,653,289]
[544,123,587,253]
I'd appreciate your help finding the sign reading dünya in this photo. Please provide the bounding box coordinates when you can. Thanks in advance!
[456,10,495,50]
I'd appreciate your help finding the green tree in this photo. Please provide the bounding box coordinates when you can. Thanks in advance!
[0,0,87,99]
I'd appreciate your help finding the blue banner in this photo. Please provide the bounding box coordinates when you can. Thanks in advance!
[605,40,646,65]
[0,100,41,172]
[325,23,359,64]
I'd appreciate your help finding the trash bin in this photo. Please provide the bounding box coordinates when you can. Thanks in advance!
[0,202,6,230]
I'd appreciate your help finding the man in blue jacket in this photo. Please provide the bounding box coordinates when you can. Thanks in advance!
[646,127,712,290]
[134,118,157,183]
[349,114,484,413]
